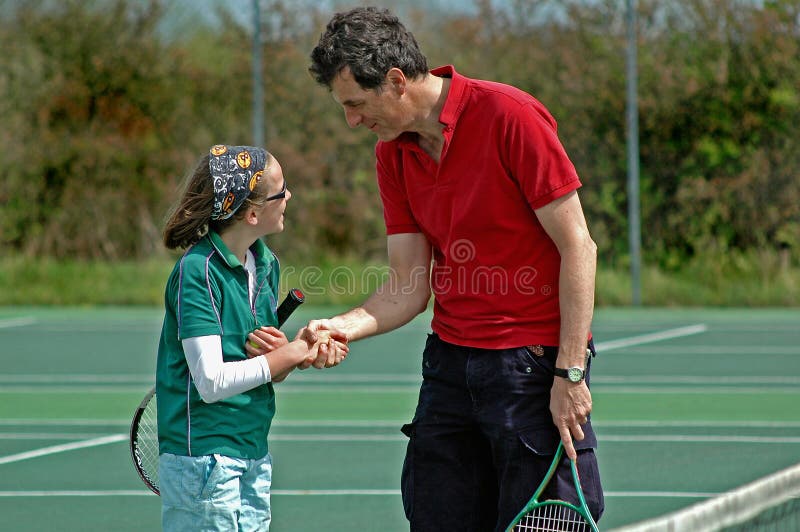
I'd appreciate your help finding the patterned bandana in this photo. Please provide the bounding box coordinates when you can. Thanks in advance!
[208,145,268,220]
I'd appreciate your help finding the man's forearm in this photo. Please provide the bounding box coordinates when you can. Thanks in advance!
[556,236,597,367]
[330,273,431,342]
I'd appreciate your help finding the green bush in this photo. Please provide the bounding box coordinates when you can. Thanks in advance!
[0,0,797,277]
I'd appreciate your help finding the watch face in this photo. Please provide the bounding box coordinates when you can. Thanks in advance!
[567,367,584,382]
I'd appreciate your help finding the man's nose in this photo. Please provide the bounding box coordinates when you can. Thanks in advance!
[344,108,362,128]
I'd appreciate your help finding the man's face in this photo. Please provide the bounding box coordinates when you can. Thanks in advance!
[330,67,406,142]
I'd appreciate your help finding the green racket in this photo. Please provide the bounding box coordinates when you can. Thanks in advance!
[506,440,599,532]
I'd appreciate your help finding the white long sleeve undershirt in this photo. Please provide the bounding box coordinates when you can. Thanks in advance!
[181,250,271,403]
[182,335,271,403]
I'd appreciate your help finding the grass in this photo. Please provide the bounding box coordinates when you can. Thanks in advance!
[596,252,799,306]
[0,255,392,307]
[0,257,173,306]
[0,254,798,306]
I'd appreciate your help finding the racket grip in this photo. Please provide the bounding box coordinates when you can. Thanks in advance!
[276,288,305,327]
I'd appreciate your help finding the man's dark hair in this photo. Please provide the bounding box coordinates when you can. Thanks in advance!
[309,6,429,90]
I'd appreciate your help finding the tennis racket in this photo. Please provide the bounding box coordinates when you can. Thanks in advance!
[129,288,306,495]
[506,440,599,532]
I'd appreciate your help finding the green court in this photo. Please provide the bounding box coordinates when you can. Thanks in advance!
[0,306,798,530]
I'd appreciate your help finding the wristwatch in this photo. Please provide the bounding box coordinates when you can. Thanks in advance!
[554,366,585,383]
[554,348,591,383]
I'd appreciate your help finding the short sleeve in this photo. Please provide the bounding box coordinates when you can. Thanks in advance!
[376,143,420,235]
[504,103,582,210]
[175,254,223,340]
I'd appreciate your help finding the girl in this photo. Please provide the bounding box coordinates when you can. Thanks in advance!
[155,144,345,531]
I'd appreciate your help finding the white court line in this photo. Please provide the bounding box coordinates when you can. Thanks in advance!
[0,419,129,426]
[270,434,405,442]
[273,489,400,496]
[0,490,153,497]
[1,383,798,394]
[4,419,800,429]
[601,435,800,444]
[605,491,717,499]
[2,373,799,386]
[0,489,719,498]
[0,324,709,387]
[0,375,152,383]
[0,387,152,394]
[0,323,717,394]
[3,416,800,427]
[0,433,119,440]
[282,385,800,394]
[0,434,126,466]
[0,490,402,498]
[273,490,704,498]
[611,345,799,355]
[272,419,800,428]
[595,420,800,428]
[1,432,797,445]
[594,376,800,384]
[2,384,797,394]
[594,324,708,352]
[590,386,800,394]
[0,317,37,329]
[270,434,800,444]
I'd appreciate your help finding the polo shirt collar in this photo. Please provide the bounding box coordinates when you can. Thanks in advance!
[395,65,467,150]
[208,231,269,269]
[431,65,466,129]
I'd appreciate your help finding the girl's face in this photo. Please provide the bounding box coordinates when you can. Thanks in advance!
[255,157,291,236]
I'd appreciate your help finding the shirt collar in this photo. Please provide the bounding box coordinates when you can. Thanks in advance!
[430,65,467,129]
[208,231,269,269]
[393,65,466,151]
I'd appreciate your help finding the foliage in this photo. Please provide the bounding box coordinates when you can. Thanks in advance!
[0,0,798,295]
[1,0,199,259]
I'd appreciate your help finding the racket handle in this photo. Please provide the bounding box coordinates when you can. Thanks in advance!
[276,288,305,327]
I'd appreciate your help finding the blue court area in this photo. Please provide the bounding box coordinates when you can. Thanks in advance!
[0,306,798,530]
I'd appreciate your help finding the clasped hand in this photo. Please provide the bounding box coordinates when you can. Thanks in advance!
[245,323,349,381]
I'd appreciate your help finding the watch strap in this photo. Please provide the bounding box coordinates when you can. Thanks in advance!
[554,365,585,383]
[554,348,592,380]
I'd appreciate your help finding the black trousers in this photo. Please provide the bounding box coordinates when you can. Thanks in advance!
[401,334,604,531]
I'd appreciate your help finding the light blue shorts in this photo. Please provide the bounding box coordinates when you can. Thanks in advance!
[159,452,272,532]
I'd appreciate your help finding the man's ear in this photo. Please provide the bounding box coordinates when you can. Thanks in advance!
[386,67,407,94]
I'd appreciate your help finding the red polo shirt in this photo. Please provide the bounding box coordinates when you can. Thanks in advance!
[375,65,582,348]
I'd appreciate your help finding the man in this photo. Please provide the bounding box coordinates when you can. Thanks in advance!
[306,6,603,530]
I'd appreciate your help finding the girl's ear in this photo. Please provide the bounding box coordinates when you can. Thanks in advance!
[244,206,260,226]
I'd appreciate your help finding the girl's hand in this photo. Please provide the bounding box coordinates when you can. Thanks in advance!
[245,326,289,358]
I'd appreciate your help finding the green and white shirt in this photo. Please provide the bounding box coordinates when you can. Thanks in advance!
[156,231,279,459]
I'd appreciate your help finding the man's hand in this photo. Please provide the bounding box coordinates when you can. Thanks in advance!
[550,378,592,460]
[298,321,349,369]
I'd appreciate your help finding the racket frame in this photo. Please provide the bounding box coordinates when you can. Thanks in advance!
[129,386,159,495]
[506,440,599,531]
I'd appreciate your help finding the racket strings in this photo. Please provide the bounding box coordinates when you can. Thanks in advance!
[514,502,591,531]
[134,397,160,490]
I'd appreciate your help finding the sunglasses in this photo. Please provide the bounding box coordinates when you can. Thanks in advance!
[265,180,287,201]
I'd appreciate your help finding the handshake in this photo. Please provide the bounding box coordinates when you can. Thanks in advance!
[243,321,350,383]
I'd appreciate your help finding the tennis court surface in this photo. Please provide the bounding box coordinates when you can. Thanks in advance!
[0,306,798,530]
